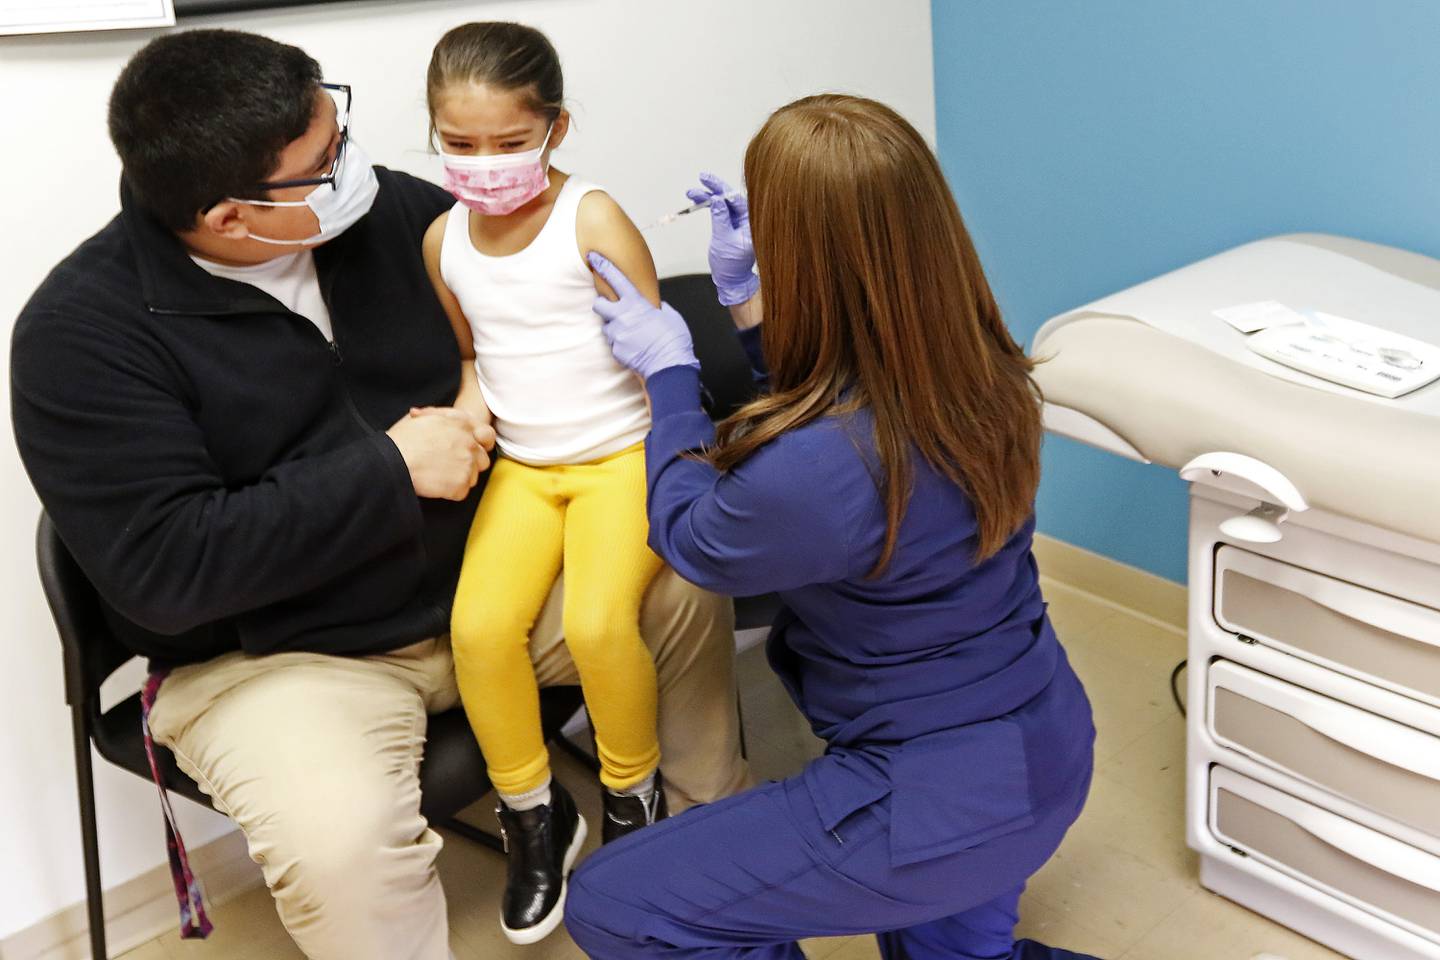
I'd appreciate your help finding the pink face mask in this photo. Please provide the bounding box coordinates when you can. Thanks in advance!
[440,124,554,216]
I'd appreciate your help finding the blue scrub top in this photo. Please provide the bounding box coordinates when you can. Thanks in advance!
[643,328,1094,868]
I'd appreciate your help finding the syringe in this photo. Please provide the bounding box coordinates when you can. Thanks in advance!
[641,192,744,231]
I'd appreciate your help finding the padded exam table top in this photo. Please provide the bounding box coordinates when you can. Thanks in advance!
[1030,234,1440,545]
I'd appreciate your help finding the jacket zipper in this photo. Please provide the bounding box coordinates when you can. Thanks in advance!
[323,335,372,433]
[147,301,367,434]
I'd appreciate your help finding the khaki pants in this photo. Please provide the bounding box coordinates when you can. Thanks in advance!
[146,569,752,960]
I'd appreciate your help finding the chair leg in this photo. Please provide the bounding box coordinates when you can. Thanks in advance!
[553,724,602,776]
[736,691,749,760]
[441,817,506,854]
[71,705,107,960]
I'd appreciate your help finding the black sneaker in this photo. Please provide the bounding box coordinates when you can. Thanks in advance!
[496,781,587,944]
[602,770,669,843]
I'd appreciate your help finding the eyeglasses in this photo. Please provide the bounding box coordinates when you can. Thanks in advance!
[251,82,353,193]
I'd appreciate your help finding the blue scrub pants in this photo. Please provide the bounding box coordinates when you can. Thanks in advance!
[564,769,1096,959]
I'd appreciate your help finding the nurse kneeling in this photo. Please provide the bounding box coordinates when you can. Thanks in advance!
[568,94,1099,960]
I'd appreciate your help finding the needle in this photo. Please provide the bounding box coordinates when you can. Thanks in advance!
[641,192,743,231]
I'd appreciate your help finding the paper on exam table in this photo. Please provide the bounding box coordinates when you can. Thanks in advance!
[1213,299,1308,334]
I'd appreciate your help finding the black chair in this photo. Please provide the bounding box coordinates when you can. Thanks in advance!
[37,513,585,960]
[660,273,761,422]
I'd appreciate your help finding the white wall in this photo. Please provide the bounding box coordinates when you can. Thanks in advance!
[0,0,934,940]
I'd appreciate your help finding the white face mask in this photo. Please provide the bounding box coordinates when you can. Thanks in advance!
[231,139,380,246]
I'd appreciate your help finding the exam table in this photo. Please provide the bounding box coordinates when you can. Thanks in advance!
[1031,234,1440,960]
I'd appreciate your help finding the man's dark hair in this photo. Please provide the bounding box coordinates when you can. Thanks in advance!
[107,29,322,232]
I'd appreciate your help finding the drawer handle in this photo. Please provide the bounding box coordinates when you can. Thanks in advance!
[1268,793,1440,894]
[1285,573,1440,648]
[1223,551,1440,649]
[1273,693,1440,782]
[1211,661,1440,781]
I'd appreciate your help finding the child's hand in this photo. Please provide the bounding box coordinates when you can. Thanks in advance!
[688,173,759,307]
[386,412,488,501]
[408,406,497,451]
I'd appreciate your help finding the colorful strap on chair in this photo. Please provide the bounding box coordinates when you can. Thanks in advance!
[140,671,214,940]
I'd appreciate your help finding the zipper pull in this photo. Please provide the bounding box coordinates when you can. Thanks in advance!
[328,340,343,366]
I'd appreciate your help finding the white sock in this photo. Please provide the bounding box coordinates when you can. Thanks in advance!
[615,771,657,798]
[499,777,552,812]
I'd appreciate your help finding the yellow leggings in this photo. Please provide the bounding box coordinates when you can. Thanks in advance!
[451,442,663,795]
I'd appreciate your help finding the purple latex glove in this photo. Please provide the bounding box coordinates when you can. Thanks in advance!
[589,252,700,380]
[686,173,760,307]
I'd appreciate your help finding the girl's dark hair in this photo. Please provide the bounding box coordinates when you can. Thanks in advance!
[108,29,321,232]
[426,22,564,140]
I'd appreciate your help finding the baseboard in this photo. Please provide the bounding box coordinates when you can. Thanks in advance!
[5,829,262,960]
[1033,533,1186,631]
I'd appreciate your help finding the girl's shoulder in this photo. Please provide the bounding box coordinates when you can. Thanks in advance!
[421,207,450,271]
[422,202,471,274]
[573,181,627,239]
[572,181,656,297]
[422,206,454,251]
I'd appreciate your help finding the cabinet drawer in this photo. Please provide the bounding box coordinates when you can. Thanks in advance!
[1211,767,1440,944]
[1209,660,1440,840]
[1216,547,1440,706]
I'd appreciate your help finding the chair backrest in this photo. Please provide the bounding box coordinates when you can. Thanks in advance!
[659,273,760,421]
[36,512,134,710]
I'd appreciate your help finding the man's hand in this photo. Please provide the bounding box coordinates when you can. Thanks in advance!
[386,411,490,501]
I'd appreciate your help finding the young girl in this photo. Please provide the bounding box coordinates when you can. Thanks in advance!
[420,21,670,944]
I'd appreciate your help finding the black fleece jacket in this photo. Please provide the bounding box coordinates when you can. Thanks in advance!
[11,168,481,666]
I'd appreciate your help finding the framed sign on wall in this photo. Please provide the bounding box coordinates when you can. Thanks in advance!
[175,0,356,15]
[1,0,354,34]
[1,1,175,35]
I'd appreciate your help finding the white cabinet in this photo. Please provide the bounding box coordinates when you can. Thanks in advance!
[1020,233,1440,959]
[1187,484,1440,960]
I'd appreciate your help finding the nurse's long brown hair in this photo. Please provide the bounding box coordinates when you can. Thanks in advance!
[708,94,1042,573]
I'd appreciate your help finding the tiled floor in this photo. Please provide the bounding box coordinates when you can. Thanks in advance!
[126,578,1346,960]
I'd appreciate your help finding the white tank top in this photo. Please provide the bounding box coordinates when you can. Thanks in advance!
[440,177,651,466]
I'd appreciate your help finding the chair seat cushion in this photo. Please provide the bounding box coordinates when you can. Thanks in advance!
[735,593,783,632]
[94,693,211,808]
[93,687,588,822]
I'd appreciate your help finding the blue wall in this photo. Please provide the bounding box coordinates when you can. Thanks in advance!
[931,0,1440,583]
